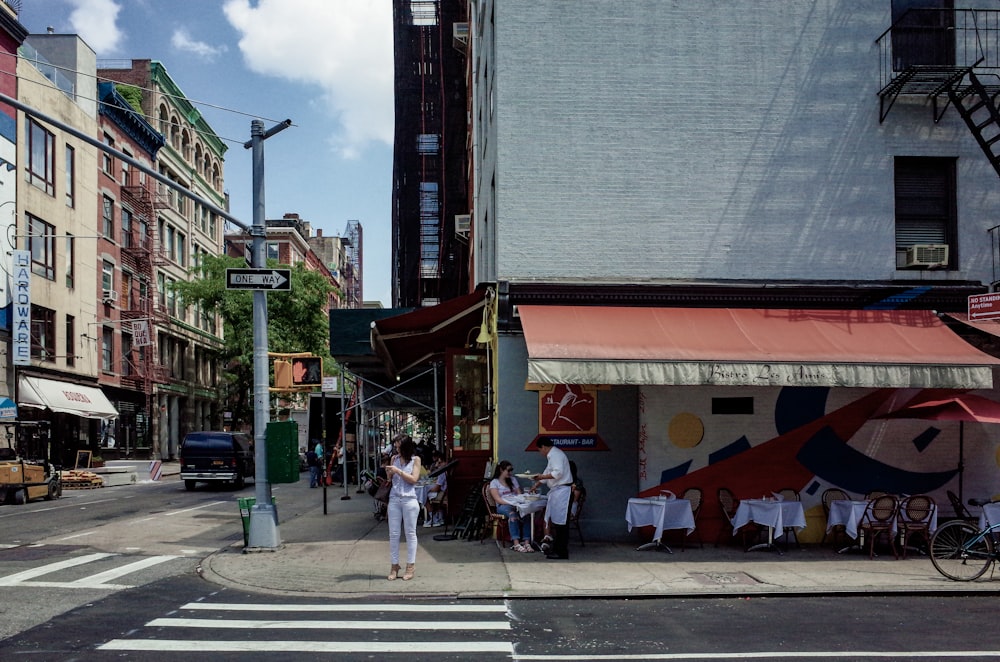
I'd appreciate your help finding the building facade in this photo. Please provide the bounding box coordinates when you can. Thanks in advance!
[449,1,1000,541]
[98,60,227,460]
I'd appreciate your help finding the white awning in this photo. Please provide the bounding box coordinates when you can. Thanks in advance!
[18,376,119,419]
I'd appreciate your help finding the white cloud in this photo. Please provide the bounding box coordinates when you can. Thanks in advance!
[171,28,227,61]
[66,0,124,55]
[222,0,393,159]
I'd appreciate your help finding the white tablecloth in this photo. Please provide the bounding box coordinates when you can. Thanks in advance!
[625,497,696,541]
[507,494,548,518]
[415,482,430,505]
[978,502,1000,530]
[826,500,870,540]
[733,499,806,539]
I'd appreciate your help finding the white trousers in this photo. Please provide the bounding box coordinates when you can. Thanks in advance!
[388,496,420,565]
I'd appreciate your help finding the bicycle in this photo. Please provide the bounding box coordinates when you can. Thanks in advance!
[929,498,1000,581]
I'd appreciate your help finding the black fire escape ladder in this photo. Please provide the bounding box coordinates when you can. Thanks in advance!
[948,70,1000,179]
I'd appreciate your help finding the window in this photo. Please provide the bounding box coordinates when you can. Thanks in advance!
[167,224,176,261]
[121,332,133,376]
[176,231,186,267]
[102,196,115,239]
[27,215,55,280]
[895,156,956,268]
[121,149,131,186]
[266,242,279,262]
[65,144,75,207]
[102,260,114,292]
[26,118,55,195]
[166,277,177,316]
[65,315,75,367]
[102,326,114,373]
[30,305,55,360]
[102,132,114,174]
[121,208,132,248]
[64,233,74,288]
[157,272,166,307]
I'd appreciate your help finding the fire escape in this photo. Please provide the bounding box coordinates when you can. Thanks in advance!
[877,8,1000,282]
[119,178,170,413]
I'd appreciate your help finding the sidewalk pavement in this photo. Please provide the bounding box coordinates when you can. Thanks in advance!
[201,485,1000,600]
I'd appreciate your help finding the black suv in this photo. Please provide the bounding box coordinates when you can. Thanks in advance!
[179,431,254,490]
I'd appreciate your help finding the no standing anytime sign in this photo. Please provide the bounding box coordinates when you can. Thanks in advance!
[968,292,1000,321]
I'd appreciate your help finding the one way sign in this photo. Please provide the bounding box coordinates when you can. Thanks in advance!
[225,268,291,291]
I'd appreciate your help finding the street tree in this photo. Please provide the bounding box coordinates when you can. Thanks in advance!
[171,254,337,428]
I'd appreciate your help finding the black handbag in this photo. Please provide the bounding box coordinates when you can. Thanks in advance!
[374,478,391,504]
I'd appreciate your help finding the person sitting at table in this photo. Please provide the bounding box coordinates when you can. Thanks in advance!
[489,460,532,553]
[423,450,449,527]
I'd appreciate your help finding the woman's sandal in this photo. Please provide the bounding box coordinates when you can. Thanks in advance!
[388,564,400,581]
[511,543,525,553]
[402,564,415,581]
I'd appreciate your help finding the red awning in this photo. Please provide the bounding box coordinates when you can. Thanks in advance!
[371,291,487,376]
[519,307,1000,388]
[945,312,1000,340]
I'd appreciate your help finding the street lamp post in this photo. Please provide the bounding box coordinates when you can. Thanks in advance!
[246,118,291,550]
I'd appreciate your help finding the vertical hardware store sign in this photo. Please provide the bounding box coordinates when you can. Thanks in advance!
[12,250,30,365]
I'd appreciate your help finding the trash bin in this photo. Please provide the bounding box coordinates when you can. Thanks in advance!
[238,496,276,547]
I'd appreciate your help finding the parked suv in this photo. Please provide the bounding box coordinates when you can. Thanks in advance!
[179,431,254,491]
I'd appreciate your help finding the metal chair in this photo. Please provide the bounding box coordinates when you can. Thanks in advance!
[716,487,759,548]
[681,487,704,550]
[897,494,935,558]
[947,490,974,521]
[858,494,899,559]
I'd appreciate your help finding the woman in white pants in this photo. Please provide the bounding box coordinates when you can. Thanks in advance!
[386,434,422,580]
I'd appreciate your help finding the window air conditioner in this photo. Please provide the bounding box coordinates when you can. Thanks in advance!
[904,244,949,268]
[102,289,119,304]
[455,214,471,238]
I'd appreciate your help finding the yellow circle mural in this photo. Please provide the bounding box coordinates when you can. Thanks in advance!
[669,412,704,449]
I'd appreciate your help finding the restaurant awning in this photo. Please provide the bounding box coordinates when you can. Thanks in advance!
[18,376,119,419]
[520,307,1000,388]
[944,312,1000,340]
[371,290,487,377]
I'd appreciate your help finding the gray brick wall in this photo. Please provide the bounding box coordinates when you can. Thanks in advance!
[474,0,1000,285]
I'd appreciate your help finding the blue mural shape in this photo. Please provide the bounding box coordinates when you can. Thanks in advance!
[709,436,751,464]
[659,460,692,484]
[912,426,941,453]
[775,387,829,436]
[797,425,958,495]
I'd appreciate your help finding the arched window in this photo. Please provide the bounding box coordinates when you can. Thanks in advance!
[158,105,169,136]
[181,130,191,162]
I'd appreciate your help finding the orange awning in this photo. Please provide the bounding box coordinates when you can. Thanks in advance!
[945,312,1000,340]
[519,307,1000,388]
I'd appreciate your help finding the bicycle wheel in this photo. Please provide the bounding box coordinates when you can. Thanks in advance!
[930,520,994,581]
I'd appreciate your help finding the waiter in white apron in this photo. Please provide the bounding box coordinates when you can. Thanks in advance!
[532,436,573,559]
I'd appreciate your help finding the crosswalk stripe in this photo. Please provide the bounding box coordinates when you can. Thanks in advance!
[69,554,179,587]
[181,602,508,613]
[99,639,515,653]
[148,617,510,630]
[0,552,115,586]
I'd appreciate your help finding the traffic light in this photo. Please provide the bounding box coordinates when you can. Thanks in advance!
[291,356,323,386]
[273,360,292,389]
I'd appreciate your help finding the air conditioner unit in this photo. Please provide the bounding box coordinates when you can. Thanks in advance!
[102,289,119,304]
[455,214,471,238]
[453,22,469,50]
[904,244,949,268]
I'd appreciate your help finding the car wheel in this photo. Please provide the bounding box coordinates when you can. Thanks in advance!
[11,487,25,505]
[234,472,245,490]
[45,481,60,500]
[184,480,196,491]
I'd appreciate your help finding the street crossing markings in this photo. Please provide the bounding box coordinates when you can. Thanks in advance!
[0,551,178,589]
[99,601,515,654]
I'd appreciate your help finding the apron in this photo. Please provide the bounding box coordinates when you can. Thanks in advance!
[545,484,572,526]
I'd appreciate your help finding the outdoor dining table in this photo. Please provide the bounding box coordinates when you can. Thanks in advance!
[978,502,1000,530]
[732,498,806,554]
[507,493,548,545]
[625,497,696,553]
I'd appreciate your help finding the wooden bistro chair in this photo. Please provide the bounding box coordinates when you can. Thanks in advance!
[679,487,704,550]
[716,487,759,549]
[820,488,848,548]
[480,482,510,548]
[857,494,899,559]
[897,494,935,558]
[569,484,586,546]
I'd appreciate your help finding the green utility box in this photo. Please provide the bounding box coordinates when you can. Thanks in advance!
[266,420,300,484]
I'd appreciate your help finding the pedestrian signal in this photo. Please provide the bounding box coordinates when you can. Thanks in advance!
[291,356,323,386]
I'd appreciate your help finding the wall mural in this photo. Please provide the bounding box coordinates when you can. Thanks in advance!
[638,385,1000,542]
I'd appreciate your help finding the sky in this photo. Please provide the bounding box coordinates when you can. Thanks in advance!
[19,0,395,305]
